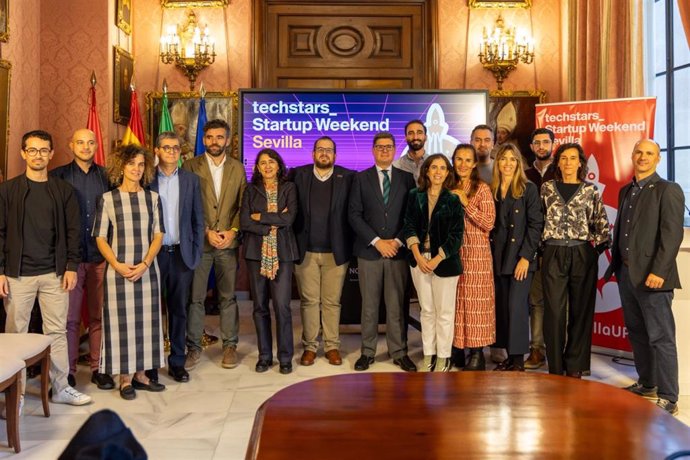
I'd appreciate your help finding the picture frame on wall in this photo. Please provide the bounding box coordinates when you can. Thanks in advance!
[116,0,132,35]
[161,0,229,7]
[488,89,546,164]
[468,0,531,8]
[0,0,9,42]
[0,60,10,181]
[144,90,239,160]
[113,46,134,125]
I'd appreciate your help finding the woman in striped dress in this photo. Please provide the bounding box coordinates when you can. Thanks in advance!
[451,144,496,370]
[94,144,166,400]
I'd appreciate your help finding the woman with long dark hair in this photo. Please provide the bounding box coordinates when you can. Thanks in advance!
[541,143,609,377]
[451,144,496,371]
[402,154,463,372]
[240,149,299,374]
[93,144,166,400]
[490,144,543,371]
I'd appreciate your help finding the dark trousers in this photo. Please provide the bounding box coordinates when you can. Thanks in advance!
[617,265,678,401]
[542,244,597,375]
[158,246,194,369]
[357,257,409,359]
[246,260,294,365]
[494,272,533,355]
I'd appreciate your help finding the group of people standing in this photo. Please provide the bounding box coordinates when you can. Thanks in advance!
[0,116,684,417]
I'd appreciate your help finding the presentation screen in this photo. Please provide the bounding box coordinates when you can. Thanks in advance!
[239,89,488,179]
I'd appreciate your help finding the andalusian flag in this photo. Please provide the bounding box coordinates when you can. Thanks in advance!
[121,85,145,146]
[194,88,208,156]
[159,88,174,134]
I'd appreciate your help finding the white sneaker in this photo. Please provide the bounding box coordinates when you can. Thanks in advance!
[52,386,92,406]
[0,395,24,419]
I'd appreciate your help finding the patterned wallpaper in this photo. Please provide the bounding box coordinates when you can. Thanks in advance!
[39,0,111,169]
[3,0,41,178]
[438,0,564,101]
[134,0,252,95]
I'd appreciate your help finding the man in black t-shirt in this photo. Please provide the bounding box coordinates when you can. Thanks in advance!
[0,130,92,415]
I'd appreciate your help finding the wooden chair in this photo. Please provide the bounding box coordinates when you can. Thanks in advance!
[0,333,52,417]
[0,356,25,453]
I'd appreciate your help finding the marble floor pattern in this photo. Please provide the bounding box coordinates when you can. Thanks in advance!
[0,299,687,459]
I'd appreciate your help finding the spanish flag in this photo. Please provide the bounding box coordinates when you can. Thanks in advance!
[121,86,145,146]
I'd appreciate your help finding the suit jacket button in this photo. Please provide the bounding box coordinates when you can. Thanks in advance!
[515,209,519,213]
[511,238,516,242]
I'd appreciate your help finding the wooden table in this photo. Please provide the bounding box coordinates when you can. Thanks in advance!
[246,372,690,459]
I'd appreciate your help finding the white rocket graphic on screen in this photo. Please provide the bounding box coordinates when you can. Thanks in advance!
[401,103,459,158]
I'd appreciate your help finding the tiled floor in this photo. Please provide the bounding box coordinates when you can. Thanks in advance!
[0,300,687,459]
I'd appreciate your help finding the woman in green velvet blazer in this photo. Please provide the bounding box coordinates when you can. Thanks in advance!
[402,154,464,372]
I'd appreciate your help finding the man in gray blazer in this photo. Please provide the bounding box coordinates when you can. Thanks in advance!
[606,138,685,415]
[348,132,417,372]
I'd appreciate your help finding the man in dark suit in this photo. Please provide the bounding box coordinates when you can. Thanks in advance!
[149,132,204,382]
[290,136,354,366]
[606,138,684,415]
[348,131,417,372]
[51,129,112,390]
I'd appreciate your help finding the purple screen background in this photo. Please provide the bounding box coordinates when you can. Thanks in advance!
[240,90,488,179]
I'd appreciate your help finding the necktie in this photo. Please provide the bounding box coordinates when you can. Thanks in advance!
[382,169,390,204]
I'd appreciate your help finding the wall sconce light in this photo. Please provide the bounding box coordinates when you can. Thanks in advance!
[478,15,534,90]
[160,10,216,91]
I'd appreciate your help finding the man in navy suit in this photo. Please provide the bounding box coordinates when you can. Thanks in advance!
[606,139,684,415]
[290,136,354,366]
[348,131,417,372]
[149,132,204,382]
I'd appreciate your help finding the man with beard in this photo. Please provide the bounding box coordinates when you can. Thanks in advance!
[523,128,556,369]
[290,136,354,366]
[393,119,428,182]
[0,130,92,412]
[51,129,113,390]
[471,124,495,184]
[182,119,247,371]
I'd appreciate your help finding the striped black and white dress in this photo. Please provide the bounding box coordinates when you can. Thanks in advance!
[93,189,165,375]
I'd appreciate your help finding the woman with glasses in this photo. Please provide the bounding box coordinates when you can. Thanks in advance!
[241,149,299,374]
[541,143,609,377]
[402,154,463,372]
[490,144,543,372]
[93,144,166,400]
[451,144,496,371]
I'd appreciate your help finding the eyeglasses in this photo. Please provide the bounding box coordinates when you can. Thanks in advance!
[24,148,51,157]
[532,140,552,147]
[315,147,334,154]
[374,145,395,152]
[159,145,181,153]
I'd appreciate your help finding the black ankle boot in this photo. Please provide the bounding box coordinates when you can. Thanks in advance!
[451,346,465,368]
[463,349,486,371]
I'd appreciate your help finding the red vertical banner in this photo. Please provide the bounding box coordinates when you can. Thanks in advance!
[535,97,657,353]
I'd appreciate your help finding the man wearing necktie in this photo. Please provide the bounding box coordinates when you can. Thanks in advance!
[348,132,417,372]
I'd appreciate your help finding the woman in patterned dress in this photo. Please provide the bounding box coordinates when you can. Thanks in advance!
[451,144,496,371]
[490,144,543,372]
[94,144,165,400]
[541,143,609,377]
[240,149,298,375]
